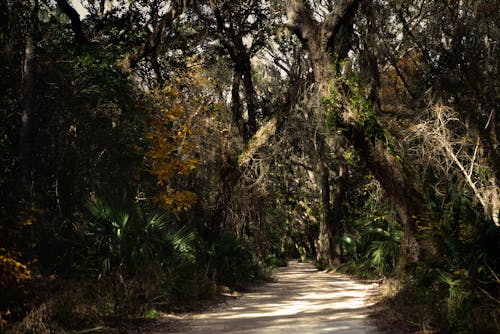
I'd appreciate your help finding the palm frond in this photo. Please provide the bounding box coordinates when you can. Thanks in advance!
[367,240,400,273]
[167,227,196,261]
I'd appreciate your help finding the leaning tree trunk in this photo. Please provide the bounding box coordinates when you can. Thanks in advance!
[286,0,428,263]
[347,125,425,262]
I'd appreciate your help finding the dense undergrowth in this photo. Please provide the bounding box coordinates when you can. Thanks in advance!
[318,175,500,334]
[0,195,268,333]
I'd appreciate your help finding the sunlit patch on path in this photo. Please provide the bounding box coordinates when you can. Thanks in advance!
[170,261,378,334]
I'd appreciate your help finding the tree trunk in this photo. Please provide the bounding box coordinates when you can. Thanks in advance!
[231,69,246,140]
[55,0,88,44]
[287,0,427,263]
[315,163,341,267]
[19,0,39,197]
[240,58,257,140]
[230,57,258,143]
[332,150,348,260]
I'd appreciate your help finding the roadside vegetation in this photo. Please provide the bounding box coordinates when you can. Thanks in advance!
[1,1,498,333]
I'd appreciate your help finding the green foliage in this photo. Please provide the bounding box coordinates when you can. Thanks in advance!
[375,266,499,334]
[1,0,498,332]
[338,220,402,278]
[368,240,400,275]
[263,253,288,268]
[324,82,342,128]
[335,164,403,278]
[208,232,265,288]
[372,182,500,333]
[324,75,403,162]
[84,194,195,274]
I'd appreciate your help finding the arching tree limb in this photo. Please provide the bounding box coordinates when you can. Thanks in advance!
[55,0,89,44]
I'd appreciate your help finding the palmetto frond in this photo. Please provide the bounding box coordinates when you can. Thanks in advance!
[84,194,196,273]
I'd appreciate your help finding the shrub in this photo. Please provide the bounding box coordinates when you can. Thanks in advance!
[209,232,265,288]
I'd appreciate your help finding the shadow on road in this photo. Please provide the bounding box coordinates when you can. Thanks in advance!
[167,261,378,334]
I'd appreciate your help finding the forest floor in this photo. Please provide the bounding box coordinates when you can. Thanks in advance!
[128,261,380,333]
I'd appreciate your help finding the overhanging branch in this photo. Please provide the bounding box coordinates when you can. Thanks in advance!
[56,0,89,44]
[119,0,189,73]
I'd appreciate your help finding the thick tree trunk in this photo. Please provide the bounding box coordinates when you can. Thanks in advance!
[19,0,39,197]
[230,58,257,143]
[287,0,358,266]
[315,142,347,266]
[315,163,341,266]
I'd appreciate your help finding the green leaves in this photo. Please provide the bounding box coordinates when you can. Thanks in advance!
[84,194,195,275]
[208,232,263,288]
[368,240,400,274]
[338,210,403,278]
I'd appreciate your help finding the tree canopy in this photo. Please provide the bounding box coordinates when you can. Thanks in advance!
[1,0,498,332]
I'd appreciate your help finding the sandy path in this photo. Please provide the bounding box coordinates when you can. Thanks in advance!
[170,261,378,334]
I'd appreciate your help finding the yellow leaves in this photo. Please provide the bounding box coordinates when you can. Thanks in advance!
[20,216,36,226]
[144,64,216,216]
[1,309,10,327]
[178,158,197,175]
[146,107,196,180]
[0,249,32,287]
[154,189,197,215]
[0,208,36,289]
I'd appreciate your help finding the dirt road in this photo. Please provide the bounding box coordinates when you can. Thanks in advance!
[171,261,378,333]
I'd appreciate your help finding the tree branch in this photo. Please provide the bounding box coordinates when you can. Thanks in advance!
[55,0,89,44]
[285,0,317,44]
[322,0,359,43]
[119,0,189,73]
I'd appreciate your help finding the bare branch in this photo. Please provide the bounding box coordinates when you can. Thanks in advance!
[412,104,500,225]
[55,0,89,44]
[120,0,189,73]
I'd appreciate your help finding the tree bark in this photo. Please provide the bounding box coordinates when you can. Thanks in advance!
[332,149,348,260]
[19,0,39,197]
[209,0,257,142]
[315,162,342,266]
[56,0,88,44]
[231,69,245,140]
[120,0,188,73]
[240,58,257,139]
